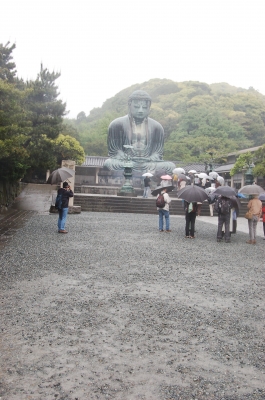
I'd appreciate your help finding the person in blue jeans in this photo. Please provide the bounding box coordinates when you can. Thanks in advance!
[57,182,74,233]
[157,187,171,232]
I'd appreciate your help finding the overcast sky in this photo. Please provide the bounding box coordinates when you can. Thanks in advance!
[2,0,265,118]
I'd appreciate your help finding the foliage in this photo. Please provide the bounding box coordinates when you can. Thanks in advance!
[252,145,265,177]
[65,78,265,162]
[230,152,253,176]
[0,43,85,182]
[0,42,16,82]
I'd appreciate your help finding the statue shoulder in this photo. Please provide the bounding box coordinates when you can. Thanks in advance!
[147,117,164,132]
[109,115,129,129]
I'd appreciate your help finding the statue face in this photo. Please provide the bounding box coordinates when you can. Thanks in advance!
[129,99,150,121]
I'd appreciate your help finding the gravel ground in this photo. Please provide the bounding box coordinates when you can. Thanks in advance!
[0,212,264,400]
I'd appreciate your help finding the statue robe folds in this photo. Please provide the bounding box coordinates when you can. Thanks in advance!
[104,115,175,173]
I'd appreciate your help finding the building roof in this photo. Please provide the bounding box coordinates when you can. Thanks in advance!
[82,156,107,167]
[227,146,262,156]
[214,163,234,173]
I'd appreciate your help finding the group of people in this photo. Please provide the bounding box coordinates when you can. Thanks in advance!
[156,187,264,243]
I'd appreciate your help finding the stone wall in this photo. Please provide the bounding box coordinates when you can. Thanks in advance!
[0,181,27,212]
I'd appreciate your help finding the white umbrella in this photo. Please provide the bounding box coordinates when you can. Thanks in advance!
[209,171,219,179]
[142,172,153,177]
[198,173,211,179]
[205,187,216,195]
[217,176,225,185]
[173,167,185,175]
[239,184,265,196]
[188,169,197,174]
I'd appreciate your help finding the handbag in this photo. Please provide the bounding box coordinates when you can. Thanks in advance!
[245,210,253,219]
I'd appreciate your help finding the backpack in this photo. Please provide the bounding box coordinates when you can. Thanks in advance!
[215,198,231,214]
[156,193,166,208]
[55,193,63,210]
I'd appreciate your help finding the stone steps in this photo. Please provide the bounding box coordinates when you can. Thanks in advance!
[74,194,249,217]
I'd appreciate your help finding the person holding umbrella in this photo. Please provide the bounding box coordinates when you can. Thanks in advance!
[57,182,74,233]
[259,194,265,239]
[184,201,198,238]
[214,196,232,243]
[142,172,153,198]
[176,184,208,237]
[246,195,262,244]
[152,185,173,232]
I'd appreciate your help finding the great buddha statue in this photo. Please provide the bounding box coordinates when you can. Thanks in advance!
[103,90,175,173]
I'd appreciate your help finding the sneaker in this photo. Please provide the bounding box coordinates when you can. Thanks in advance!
[185,236,190,238]
[59,230,68,234]
[165,230,171,232]
[190,236,195,239]
[246,240,253,244]
[159,230,164,232]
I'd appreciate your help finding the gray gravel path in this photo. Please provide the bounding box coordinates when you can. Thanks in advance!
[0,212,264,400]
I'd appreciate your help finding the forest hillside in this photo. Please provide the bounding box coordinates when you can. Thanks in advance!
[65,79,265,163]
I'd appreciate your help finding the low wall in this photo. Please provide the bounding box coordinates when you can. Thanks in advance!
[0,181,27,212]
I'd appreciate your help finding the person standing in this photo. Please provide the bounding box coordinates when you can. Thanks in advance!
[57,182,74,233]
[246,195,262,244]
[143,176,151,198]
[184,201,198,238]
[215,196,232,243]
[262,202,265,240]
[157,187,171,232]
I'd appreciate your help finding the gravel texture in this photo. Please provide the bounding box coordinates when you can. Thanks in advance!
[0,212,264,400]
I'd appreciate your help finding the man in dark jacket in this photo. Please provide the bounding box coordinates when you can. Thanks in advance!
[214,196,232,243]
[57,181,74,233]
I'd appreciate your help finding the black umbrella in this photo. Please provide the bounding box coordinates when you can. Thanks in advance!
[230,195,241,213]
[214,186,236,198]
[177,185,208,203]
[151,185,174,196]
[47,167,75,184]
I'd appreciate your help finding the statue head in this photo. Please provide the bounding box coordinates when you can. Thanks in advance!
[128,90,152,123]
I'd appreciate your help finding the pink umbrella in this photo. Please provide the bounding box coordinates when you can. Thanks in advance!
[160,175,172,180]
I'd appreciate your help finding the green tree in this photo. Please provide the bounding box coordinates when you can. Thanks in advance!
[24,65,67,172]
[252,145,265,177]
[0,43,31,182]
[0,42,16,82]
[230,152,253,176]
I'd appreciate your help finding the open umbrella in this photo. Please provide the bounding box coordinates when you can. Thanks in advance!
[259,193,265,201]
[178,173,190,181]
[205,187,216,195]
[177,185,208,203]
[151,185,174,196]
[198,172,211,179]
[173,167,185,175]
[214,186,237,198]
[188,169,197,174]
[239,184,265,196]
[236,192,246,199]
[230,195,241,211]
[47,167,75,184]
[142,172,153,177]
[209,171,219,179]
[160,174,172,180]
[217,176,224,185]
